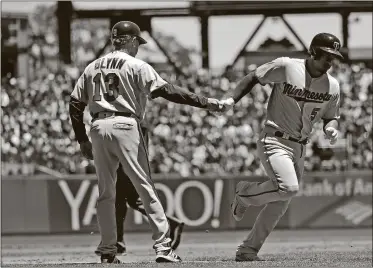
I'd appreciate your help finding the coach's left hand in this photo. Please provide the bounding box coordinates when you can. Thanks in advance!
[207,98,224,112]
[325,127,338,145]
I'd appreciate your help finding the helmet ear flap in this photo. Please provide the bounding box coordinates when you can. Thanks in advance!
[309,46,323,60]
[309,46,316,56]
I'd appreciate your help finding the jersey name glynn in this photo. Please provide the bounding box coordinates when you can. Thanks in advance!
[94,58,126,70]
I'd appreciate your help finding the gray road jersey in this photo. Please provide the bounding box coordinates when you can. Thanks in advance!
[71,51,167,120]
[255,57,340,140]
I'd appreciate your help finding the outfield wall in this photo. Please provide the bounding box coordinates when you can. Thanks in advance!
[2,171,372,234]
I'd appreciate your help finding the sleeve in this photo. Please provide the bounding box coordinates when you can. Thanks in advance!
[138,63,167,96]
[71,72,88,104]
[255,57,287,85]
[322,87,341,120]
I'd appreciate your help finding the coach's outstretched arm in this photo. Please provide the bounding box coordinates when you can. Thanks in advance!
[150,83,222,111]
[139,63,222,112]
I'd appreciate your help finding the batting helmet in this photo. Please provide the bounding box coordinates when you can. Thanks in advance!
[111,21,147,45]
[309,33,343,59]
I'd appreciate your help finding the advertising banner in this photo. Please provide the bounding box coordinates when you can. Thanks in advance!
[47,176,235,233]
[1,170,371,234]
[47,178,99,233]
[288,172,372,228]
[1,179,50,234]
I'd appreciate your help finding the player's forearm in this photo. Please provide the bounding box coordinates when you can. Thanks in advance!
[69,96,89,144]
[151,83,210,108]
[323,119,338,133]
[228,71,259,103]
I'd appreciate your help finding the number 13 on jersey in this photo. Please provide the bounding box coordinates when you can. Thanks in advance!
[93,73,120,102]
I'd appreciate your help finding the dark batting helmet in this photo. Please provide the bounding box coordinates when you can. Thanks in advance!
[309,33,343,59]
[111,21,147,45]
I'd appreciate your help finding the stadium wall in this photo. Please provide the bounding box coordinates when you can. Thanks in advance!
[2,171,372,235]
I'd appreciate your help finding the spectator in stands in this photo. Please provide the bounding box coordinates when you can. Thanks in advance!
[1,61,372,175]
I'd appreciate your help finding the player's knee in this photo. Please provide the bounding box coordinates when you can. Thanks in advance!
[98,197,116,207]
[281,185,299,198]
[98,192,116,203]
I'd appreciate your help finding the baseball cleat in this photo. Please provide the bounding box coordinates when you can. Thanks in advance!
[235,252,262,262]
[116,241,127,255]
[170,220,184,250]
[100,254,122,263]
[154,242,182,263]
[95,242,126,256]
[155,248,182,263]
[231,181,247,221]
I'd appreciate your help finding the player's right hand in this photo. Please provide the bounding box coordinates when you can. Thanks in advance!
[210,97,235,116]
[80,140,94,160]
[325,127,338,145]
[206,98,224,112]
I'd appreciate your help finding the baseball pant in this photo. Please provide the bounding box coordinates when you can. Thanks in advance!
[115,125,149,242]
[115,165,146,242]
[90,116,170,255]
[236,126,305,254]
[115,165,182,243]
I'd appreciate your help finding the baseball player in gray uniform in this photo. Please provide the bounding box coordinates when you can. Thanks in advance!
[69,21,223,264]
[94,121,184,256]
[220,33,342,261]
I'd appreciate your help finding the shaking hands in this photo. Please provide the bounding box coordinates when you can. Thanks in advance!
[219,98,235,112]
[206,97,235,114]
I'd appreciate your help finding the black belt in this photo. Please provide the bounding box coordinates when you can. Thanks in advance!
[274,131,308,145]
[92,111,132,119]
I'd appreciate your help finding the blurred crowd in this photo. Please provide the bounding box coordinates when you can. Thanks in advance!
[1,61,372,176]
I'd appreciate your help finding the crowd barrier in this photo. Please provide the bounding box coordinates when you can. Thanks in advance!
[2,171,371,234]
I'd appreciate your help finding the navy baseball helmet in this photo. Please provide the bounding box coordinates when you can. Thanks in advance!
[309,33,343,59]
[111,21,147,45]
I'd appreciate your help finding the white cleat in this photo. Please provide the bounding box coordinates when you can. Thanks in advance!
[154,242,182,263]
[155,248,182,263]
[231,181,247,221]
